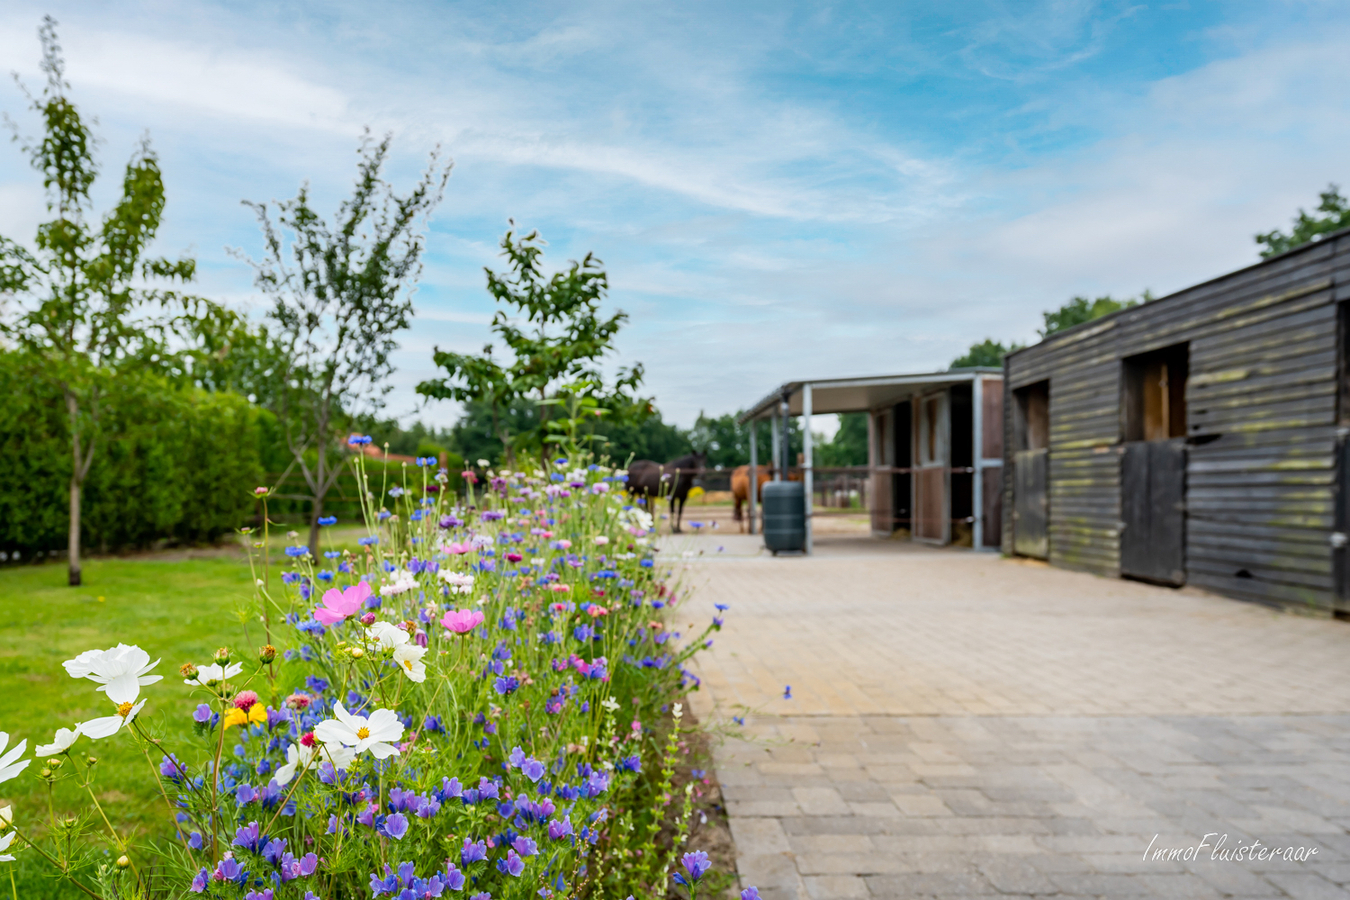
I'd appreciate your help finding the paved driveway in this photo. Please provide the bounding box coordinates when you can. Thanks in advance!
[670,532,1350,900]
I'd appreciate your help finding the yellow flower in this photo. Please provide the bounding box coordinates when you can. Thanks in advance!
[222,705,268,730]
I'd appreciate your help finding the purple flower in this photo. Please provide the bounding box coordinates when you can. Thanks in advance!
[461,837,487,865]
[188,831,205,850]
[233,821,262,853]
[214,857,246,884]
[235,783,259,806]
[497,849,525,877]
[192,704,213,724]
[522,757,545,783]
[679,850,711,883]
[189,868,209,893]
[470,894,491,900]
[512,836,538,857]
[618,754,641,773]
[261,836,287,865]
[244,889,273,900]
[493,676,519,695]
[383,812,409,840]
[548,816,573,840]
[742,889,762,900]
[443,863,466,891]
[508,746,527,768]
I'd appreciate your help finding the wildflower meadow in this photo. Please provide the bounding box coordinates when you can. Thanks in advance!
[0,443,758,900]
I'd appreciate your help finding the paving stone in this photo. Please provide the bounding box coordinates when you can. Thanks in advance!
[683,539,1350,899]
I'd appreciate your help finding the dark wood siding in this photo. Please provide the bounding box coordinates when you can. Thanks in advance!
[1004,234,1350,610]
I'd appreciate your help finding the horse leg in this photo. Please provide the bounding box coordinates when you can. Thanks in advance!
[670,494,681,533]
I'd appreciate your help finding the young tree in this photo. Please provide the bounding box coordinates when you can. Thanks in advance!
[0,19,199,585]
[235,132,451,555]
[418,225,643,462]
[1040,293,1152,336]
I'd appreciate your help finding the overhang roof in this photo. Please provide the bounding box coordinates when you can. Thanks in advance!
[738,368,1002,424]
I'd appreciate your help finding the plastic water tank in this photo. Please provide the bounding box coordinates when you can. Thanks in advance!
[761,480,805,554]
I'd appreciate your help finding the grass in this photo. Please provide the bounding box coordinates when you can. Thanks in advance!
[0,553,262,896]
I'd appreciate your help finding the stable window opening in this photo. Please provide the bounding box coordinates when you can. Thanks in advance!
[1123,344,1188,442]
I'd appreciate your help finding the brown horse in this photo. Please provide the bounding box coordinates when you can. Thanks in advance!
[731,466,803,532]
[626,452,706,533]
[730,465,771,532]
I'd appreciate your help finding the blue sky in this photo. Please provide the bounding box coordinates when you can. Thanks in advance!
[2,1,1348,430]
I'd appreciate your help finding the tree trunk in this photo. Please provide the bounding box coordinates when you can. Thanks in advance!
[307,493,323,560]
[66,389,84,587]
[68,470,82,586]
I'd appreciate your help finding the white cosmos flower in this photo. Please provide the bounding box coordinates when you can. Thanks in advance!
[63,644,162,704]
[0,735,29,784]
[0,829,13,863]
[274,740,357,786]
[313,702,404,760]
[392,643,427,683]
[437,570,475,595]
[366,621,410,650]
[80,699,146,740]
[184,662,243,685]
[35,726,82,758]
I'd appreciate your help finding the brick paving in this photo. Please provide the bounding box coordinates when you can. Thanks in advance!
[668,532,1350,899]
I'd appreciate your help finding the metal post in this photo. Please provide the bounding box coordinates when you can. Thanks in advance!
[748,421,758,535]
[779,394,791,481]
[771,410,782,480]
[803,382,813,555]
[972,374,984,551]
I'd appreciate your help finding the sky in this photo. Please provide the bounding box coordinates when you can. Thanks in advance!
[2,1,1348,433]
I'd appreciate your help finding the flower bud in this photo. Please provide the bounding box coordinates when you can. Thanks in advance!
[48,757,63,769]
[116,855,131,869]
[39,767,52,779]
[259,644,277,664]
[213,647,231,665]
[86,756,98,766]
[350,647,365,659]
[360,612,376,626]
[254,486,269,496]
[180,662,199,680]
[62,816,77,829]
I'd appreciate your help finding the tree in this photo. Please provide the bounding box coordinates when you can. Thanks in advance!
[687,411,798,470]
[950,338,1023,369]
[816,413,869,468]
[0,19,199,585]
[1041,294,1140,336]
[1255,184,1350,259]
[235,132,451,555]
[418,225,644,463]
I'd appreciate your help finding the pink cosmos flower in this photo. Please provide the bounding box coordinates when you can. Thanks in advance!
[444,542,472,555]
[313,581,372,625]
[441,609,485,634]
[505,552,523,563]
[549,584,571,593]
[586,604,609,617]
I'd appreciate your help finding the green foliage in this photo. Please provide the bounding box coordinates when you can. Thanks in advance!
[1256,184,1350,259]
[235,130,451,553]
[688,411,799,470]
[418,225,647,462]
[1041,294,1143,336]
[951,338,1023,369]
[0,350,264,557]
[815,413,869,468]
[0,18,204,583]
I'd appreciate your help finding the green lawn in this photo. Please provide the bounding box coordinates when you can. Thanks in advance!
[0,554,260,895]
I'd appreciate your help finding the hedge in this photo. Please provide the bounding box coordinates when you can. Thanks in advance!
[0,352,265,558]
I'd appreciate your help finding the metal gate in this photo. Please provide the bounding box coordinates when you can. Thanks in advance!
[1120,438,1186,585]
[1012,448,1048,558]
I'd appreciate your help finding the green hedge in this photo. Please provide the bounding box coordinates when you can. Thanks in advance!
[0,352,265,558]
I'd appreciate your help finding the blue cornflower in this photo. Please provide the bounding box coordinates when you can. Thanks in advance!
[783,685,792,699]
[317,515,337,526]
[285,546,309,558]
[715,603,729,611]
[324,550,341,559]
[742,889,762,900]
[493,676,520,696]
[358,536,379,546]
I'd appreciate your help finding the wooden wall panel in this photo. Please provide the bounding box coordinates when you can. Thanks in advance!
[1004,232,1350,609]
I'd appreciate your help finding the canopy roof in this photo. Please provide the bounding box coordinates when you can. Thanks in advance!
[738,368,1002,424]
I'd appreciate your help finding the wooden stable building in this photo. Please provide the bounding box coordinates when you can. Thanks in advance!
[1003,230,1350,613]
[740,369,1005,551]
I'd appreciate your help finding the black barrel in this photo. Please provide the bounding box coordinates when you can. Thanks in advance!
[761,480,805,554]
